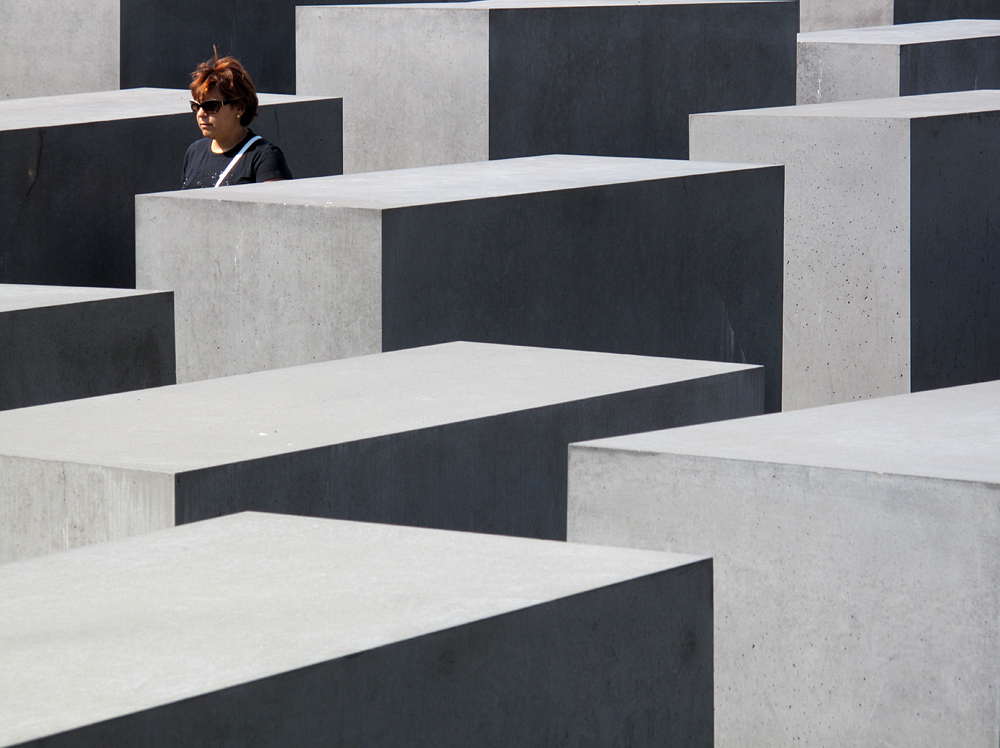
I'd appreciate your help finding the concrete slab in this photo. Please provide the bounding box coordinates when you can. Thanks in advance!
[0,88,342,289]
[136,154,785,409]
[690,90,1000,410]
[0,511,713,747]
[296,0,797,173]
[801,0,1000,32]
[798,20,1000,104]
[0,0,118,99]
[0,341,763,562]
[0,285,175,410]
[568,379,1000,748]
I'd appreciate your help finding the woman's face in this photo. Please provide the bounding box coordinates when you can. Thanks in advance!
[194,86,243,145]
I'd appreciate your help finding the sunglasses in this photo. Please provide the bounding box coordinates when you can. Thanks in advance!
[190,99,235,114]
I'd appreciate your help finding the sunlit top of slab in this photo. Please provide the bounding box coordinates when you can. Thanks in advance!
[146,154,774,209]
[0,284,164,313]
[0,511,705,746]
[0,341,757,472]
[575,380,1000,485]
[0,87,329,132]
[798,19,1000,45]
[694,89,1000,119]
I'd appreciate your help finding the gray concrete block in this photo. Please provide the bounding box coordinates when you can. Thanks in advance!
[801,0,1000,32]
[798,20,1000,104]
[136,155,785,409]
[0,511,713,747]
[0,285,175,411]
[690,90,1000,410]
[568,380,1000,748]
[0,341,763,563]
[296,0,797,173]
[0,0,118,100]
[0,88,342,289]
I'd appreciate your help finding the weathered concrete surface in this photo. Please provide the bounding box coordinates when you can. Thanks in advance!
[568,380,1000,748]
[0,88,342,289]
[690,90,1000,410]
[801,0,1000,32]
[0,0,118,99]
[297,0,797,173]
[0,285,175,411]
[0,512,713,747]
[798,20,1000,104]
[137,154,784,409]
[0,341,763,562]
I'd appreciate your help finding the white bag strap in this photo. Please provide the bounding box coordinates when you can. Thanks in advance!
[215,135,262,187]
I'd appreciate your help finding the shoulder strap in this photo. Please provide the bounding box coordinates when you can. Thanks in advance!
[214,135,263,188]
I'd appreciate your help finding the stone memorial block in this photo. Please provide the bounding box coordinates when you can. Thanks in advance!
[296,0,797,173]
[1,0,118,99]
[801,0,1000,32]
[568,380,1000,748]
[0,341,763,563]
[0,88,342,289]
[0,284,175,411]
[0,511,713,747]
[798,20,1000,104]
[690,90,1000,410]
[137,155,784,409]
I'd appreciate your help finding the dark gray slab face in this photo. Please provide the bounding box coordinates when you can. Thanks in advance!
[0,285,175,410]
[136,155,784,411]
[297,0,797,172]
[0,341,763,562]
[0,512,713,748]
[895,0,1000,23]
[0,88,342,288]
[797,21,1000,104]
[568,380,1000,748]
[801,0,1000,31]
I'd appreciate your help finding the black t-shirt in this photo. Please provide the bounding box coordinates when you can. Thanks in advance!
[181,130,293,189]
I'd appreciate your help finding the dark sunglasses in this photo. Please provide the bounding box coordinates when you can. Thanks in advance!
[190,99,235,114]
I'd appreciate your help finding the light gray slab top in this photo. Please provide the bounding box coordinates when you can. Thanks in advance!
[142,154,773,209]
[0,341,757,472]
[0,284,165,313]
[0,511,705,746]
[694,89,1000,119]
[575,380,1000,485]
[0,88,329,132]
[798,19,1000,45]
[345,0,793,8]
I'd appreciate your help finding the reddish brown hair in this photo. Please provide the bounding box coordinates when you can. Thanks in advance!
[190,49,258,126]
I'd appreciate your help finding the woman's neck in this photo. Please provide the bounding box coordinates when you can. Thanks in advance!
[211,126,248,154]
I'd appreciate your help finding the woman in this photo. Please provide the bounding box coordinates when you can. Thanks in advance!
[182,52,292,189]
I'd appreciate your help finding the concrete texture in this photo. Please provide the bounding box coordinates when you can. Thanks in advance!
[0,341,763,562]
[0,285,175,411]
[689,90,1000,410]
[0,0,118,100]
[0,88,342,289]
[801,0,1000,32]
[136,154,785,409]
[798,20,1000,104]
[296,0,797,173]
[568,379,1000,748]
[0,511,713,747]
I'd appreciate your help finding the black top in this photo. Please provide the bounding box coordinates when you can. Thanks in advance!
[181,130,293,189]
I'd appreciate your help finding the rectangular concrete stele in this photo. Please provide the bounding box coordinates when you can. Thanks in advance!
[798,20,1000,104]
[0,88,342,289]
[568,380,1000,748]
[296,0,797,173]
[0,285,176,411]
[0,341,763,563]
[800,0,1000,32]
[690,90,1000,410]
[136,154,785,409]
[0,511,713,747]
[0,0,118,99]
